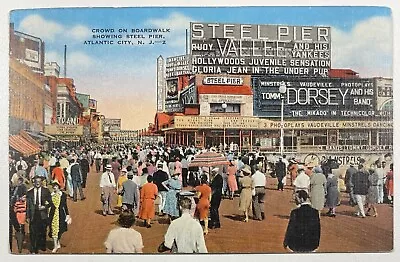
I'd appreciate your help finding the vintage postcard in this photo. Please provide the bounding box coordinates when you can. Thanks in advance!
[4,1,397,258]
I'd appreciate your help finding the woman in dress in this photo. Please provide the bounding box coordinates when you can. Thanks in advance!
[324,166,339,217]
[309,165,327,215]
[195,175,212,235]
[51,161,65,190]
[366,168,379,217]
[48,179,70,253]
[162,172,182,221]
[117,168,128,210]
[385,163,394,204]
[238,165,253,222]
[104,210,143,253]
[227,160,238,200]
[139,175,158,228]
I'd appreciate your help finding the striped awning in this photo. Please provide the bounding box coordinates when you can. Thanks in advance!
[9,134,41,157]
[188,151,230,167]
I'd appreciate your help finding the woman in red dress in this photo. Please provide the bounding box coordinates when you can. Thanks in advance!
[385,163,393,204]
[139,175,158,228]
[227,161,238,200]
[195,175,212,235]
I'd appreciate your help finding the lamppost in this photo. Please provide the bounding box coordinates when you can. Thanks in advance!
[279,82,287,156]
[222,102,227,152]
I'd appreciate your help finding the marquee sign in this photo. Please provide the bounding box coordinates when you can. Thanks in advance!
[103,118,121,132]
[166,55,191,79]
[44,125,84,136]
[252,77,389,119]
[172,116,392,130]
[203,76,244,85]
[190,22,331,76]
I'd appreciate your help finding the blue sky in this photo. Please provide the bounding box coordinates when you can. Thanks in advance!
[9,6,393,129]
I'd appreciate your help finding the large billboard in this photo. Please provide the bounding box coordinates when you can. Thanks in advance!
[252,77,388,119]
[165,55,191,79]
[190,22,331,76]
[76,93,90,108]
[103,118,121,132]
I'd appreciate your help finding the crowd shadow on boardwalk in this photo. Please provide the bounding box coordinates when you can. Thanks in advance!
[223,214,245,221]
[273,214,290,220]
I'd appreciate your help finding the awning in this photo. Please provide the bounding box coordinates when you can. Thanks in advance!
[39,132,57,140]
[9,134,41,157]
[25,131,49,141]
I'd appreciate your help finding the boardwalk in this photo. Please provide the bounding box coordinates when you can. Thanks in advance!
[11,168,393,254]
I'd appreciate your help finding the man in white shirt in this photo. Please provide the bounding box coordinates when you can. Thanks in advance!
[159,197,207,253]
[94,151,102,173]
[293,165,311,193]
[100,164,117,216]
[16,156,28,171]
[252,165,267,220]
[374,161,386,204]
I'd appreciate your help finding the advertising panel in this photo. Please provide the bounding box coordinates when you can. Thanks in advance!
[252,77,386,119]
[76,93,90,108]
[173,116,393,130]
[44,125,84,136]
[190,22,331,76]
[103,118,121,132]
[165,78,183,112]
[88,99,97,110]
[165,55,191,79]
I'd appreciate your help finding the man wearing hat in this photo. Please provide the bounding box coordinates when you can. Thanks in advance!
[26,176,53,253]
[293,165,310,193]
[374,161,385,204]
[100,164,117,216]
[275,157,287,191]
[80,154,90,189]
[345,161,358,206]
[152,163,169,215]
[121,171,140,216]
[209,167,223,229]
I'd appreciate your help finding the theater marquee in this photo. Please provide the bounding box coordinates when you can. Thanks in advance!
[252,77,389,119]
[172,116,392,130]
[190,22,331,76]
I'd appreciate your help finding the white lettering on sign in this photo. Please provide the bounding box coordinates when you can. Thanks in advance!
[261,93,281,100]
[203,76,243,85]
[286,88,348,106]
[57,117,79,125]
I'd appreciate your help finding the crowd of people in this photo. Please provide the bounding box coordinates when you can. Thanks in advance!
[9,142,394,253]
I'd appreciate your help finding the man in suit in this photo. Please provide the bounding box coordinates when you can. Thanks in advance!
[283,190,320,252]
[275,157,287,191]
[26,176,53,254]
[209,167,223,229]
[70,158,86,202]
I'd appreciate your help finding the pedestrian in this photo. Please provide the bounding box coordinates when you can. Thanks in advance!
[121,172,140,216]
[283,190,320,253]
[26,176,53,254]
[195,174,212,235]
[309,165,327,215]
[209,167,223,229]
[293,165,310,193]
[69,158,86,202]
[374,161,385,204]
[366,167,379,217]
[239,165,253,222]
[288,158,298,186]
[35,160,49,185]
[48,180,71,253]
[100,164,117,216]
[385,163,393,204]
[16,156,29,171]
[111,156,121,182]
[251,165,266,221]
[162,172,182,221]
[352,161,370,218]
[181,156,189,187]
[104,210,144,253]
[94,151,102,173]
[116,168,128,210]
[227,160,238,200]
[158,197,207,253]
[345,161,358,206]
[324,165,339,217]
[51,162,65,190]
[80,154,90,188]
[139,175,158,228]
[152,163,169,215]
[10,177,27,253]
[275,157,286,191]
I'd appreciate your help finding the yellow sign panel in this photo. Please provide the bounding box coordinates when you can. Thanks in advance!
[44,125,84,136]
[173,116,393,130]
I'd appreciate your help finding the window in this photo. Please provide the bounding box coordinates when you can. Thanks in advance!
[210,103,240,114]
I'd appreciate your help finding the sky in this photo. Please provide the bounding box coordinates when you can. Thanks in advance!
[9,6,393,130]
